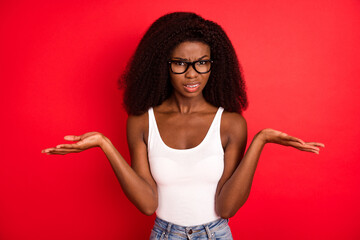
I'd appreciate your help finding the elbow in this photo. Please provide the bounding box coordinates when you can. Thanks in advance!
[216,204,234,219]
[216,197,249,219]
[142,208,156,216]
[218,209,236,219]
[140,202,158,216]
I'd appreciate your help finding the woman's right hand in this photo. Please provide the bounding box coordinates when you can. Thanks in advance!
[41,132,106,155]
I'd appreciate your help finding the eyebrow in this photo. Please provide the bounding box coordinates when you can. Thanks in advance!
[172,55,209,61]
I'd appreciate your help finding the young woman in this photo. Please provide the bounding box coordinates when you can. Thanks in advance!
[42,12,324,239]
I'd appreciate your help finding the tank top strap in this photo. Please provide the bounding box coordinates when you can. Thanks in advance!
[147,107,158,150]
[203,107,224,149]
[148,107,155,124]
[208,107,224,137]
[212,107,224,132]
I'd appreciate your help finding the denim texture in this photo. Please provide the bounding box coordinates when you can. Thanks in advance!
[150,216,233,240]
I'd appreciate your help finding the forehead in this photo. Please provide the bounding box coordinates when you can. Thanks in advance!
[171,41,210,59]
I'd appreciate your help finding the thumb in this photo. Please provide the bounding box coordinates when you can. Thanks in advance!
[64,135,81,141]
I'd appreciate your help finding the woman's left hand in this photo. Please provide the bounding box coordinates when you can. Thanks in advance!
[257,128,325,154]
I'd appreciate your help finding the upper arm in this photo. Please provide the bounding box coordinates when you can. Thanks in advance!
[216,112,248,196]
[127,113,157,194]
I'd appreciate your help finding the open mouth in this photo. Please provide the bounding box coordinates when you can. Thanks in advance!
[184,83,200,92]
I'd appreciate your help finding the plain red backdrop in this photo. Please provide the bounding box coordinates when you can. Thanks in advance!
[0,0,359,239]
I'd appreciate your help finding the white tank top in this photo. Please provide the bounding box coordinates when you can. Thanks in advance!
[147,107,225,226]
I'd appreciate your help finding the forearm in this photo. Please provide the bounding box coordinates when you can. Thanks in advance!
[100,137,157,215]
[216,132,266,218]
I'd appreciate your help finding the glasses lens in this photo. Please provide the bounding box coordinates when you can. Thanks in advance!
[170,61,188,74]
[170,60,212,74]
[194,60,211,73]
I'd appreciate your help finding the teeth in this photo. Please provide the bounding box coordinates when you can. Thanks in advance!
[186,84,199,88]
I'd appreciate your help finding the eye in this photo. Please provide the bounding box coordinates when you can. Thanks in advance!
[197,61,207,65]
[175,61,186,66]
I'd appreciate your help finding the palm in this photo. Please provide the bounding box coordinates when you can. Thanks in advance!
[42,132,104,155]
[260,128,324,154]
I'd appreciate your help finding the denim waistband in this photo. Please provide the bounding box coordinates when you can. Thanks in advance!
[152,216,229,239]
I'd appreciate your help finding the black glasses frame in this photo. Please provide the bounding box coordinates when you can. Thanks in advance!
[168,60,213,74]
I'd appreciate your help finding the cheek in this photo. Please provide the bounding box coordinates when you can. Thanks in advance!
[169,80,177,90]
[202,73,211,84]
[170,74,182,86]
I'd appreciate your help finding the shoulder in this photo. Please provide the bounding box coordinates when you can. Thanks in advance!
[221,110,247,147]
[127,111,149,127]
[127,110,149,144]
[221,110,247,135]
[127,111,149,131]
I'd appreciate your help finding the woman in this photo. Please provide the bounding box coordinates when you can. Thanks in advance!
[42,12,324,239]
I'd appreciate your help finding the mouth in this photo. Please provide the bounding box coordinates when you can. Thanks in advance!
[183,83,200,93]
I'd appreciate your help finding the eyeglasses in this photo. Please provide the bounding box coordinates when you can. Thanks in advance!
[168,59,213,74]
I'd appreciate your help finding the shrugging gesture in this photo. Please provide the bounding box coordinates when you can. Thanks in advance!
[41,12,326,238]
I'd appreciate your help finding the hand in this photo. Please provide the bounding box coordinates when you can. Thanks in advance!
[41,132,106,155]
[258,128,325,154]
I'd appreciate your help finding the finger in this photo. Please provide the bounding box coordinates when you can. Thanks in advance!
[45,148,82,155]
[305,142,325,148]
[42,147,76,152]
[288,142,320,152]
[301,145,320,152]
[293,145,319,154]
[42,148,56,153]
[56,143,80,149]
[309,149,319,154]
[64,135,81,141]
[309,148,319,154]
[301,143,320,150]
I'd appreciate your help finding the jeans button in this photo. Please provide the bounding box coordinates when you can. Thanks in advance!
[188,229,193,234]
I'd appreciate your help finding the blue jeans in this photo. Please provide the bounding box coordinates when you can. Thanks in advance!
[150,216,233,240]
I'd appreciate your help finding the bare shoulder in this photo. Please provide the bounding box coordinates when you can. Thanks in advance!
[221,111,247,134]
[127,112,148,128]
[220,111,247,148]
[127,111,149,144]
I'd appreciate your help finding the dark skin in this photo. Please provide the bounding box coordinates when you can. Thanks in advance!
[42,41,325,218]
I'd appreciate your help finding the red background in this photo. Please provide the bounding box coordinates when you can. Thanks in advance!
[1,0,359,239]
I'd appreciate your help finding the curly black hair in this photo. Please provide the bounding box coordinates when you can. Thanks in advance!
[119,12,248,115]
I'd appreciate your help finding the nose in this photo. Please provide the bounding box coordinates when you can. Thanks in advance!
[185,64,198,78]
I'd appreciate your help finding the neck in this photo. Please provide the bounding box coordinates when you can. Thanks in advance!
[168,92,208,114]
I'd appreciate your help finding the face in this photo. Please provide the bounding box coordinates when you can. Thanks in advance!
[169,41,211,98]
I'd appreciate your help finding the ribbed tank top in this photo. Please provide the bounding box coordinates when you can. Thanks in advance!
[147,107,225,226]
